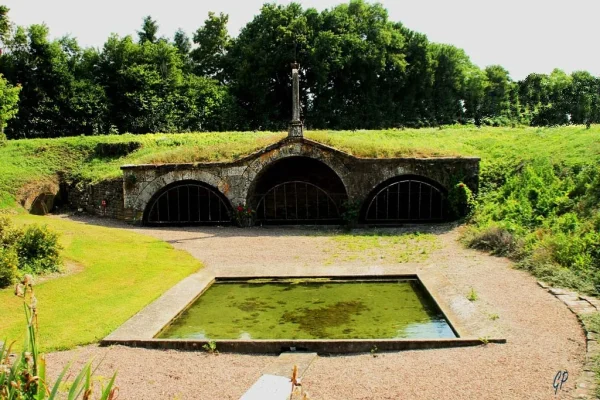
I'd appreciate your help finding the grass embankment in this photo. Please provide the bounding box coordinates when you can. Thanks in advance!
[1,126,599,210]
[0,215,202,351]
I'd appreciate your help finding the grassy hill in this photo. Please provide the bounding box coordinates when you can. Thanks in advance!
[0,125,598,294]
[1,125,598,208]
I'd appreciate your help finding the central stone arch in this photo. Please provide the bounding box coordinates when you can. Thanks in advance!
[246,155,348,224]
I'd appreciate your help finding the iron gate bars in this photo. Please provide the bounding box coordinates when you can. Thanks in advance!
[364,179,446,223]
[146,183,231,224]
[255,181,343,222]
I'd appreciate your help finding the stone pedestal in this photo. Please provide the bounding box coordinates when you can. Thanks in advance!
[288,120,303,137]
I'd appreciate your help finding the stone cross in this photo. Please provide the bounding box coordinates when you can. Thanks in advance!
[288,62,303,138]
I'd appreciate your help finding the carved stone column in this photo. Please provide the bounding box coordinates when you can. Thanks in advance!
[288,62,303,138]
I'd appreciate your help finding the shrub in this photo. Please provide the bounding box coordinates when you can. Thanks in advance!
[448,182,474,218]
[0,215,22,247]
[0,247,18,287]
[16,224,62,275]
[232,204,255,227]
[465,225,521,257]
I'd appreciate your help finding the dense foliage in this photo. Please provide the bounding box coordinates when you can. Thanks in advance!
[466,161,600,294]
[0,216,62,287]
[0,1,599,138]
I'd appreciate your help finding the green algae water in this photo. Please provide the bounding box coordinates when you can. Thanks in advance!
[158,279,455,340]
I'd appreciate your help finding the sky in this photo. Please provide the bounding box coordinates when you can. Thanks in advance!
[4,0,600,81]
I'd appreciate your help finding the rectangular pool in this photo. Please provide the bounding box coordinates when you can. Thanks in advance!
[157,278,456,340]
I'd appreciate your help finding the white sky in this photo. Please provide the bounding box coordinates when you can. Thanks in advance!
[4,0,600,80]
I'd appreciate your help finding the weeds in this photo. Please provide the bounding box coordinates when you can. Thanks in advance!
[467,288,478,302]
[202,341,218,354]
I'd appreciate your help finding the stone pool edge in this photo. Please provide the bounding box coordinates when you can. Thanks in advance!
[101,272,506,353]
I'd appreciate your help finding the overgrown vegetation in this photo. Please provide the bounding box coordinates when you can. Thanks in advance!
[465,159,600,294]
[0,215,202,351]
[0,216,62,288]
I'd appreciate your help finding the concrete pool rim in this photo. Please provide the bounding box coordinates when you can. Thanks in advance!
[101,272,506,353]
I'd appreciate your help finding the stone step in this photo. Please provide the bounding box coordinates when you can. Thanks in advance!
[240,352,318,400]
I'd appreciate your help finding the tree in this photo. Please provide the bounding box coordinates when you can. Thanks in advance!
[481,65,513,122]
[192,12,230,80]
[138,16,159,44]
[0,73,20,141]
[173,29,192,73]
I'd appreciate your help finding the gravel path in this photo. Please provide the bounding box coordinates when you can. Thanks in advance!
[46,218,586,399]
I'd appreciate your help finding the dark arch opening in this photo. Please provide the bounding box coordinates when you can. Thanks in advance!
[249,157,348,224]
[361,175,448,224]
[143,180,232,226]
[30,192,56,216]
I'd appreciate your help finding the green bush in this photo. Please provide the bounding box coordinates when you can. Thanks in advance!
[0,247,18,287]
[448,182,474,218]
[0,215,21,247]
[16,224,62,275]
[467,159,600,294]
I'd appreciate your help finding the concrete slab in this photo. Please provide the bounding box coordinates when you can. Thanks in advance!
[103,269,215,341]
[239,374,292,400]
[262,352,317,378]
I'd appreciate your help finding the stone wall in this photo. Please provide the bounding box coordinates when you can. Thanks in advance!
[67,179,127,220]
[120,137,480,224]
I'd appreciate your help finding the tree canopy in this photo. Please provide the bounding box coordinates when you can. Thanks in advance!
[0,1,599,138]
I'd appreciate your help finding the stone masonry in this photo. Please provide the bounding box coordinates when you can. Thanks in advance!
[119,136,480,223]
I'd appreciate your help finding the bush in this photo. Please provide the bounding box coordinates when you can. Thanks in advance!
[448,182,474,218]
[0,247,18,287]
[465,225,521,257]
[0,215,22,247]
[16,224,62,275]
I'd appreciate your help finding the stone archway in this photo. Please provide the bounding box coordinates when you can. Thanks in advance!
[247,156,348,224]
[360,175,449,224]
[132,170,227,221]
[143,180,232,225]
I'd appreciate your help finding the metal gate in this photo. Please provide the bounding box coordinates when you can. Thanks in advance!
[145,183,231,225]
[255,181,343,222]
[364,179,446,223]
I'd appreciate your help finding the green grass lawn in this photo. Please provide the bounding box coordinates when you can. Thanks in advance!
[0,215,202,351]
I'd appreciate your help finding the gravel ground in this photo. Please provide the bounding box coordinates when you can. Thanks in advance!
[46,218,586,399]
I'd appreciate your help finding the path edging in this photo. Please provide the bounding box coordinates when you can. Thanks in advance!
[538,282,599,400]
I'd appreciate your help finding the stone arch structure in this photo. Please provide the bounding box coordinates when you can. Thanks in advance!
[119,137,480,225]
[247,155,349,223]
[240,139,352,202]
[143,179,233,225]
[131,169,227,219]
[360,174,449,223]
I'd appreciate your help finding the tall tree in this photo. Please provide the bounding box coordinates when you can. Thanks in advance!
[138,16,159,44]
[192,12,230,80]
[0,73,20,140]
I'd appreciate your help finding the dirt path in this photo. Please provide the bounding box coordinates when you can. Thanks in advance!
[47,218,586,399]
